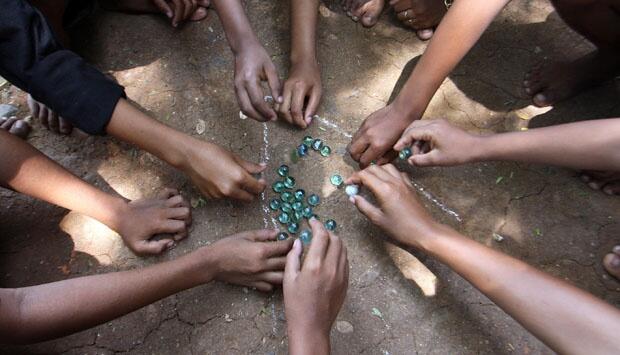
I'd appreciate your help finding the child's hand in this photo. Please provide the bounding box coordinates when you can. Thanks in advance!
[151,0,210,27]
[394,119,481,167]
[346,164,441,249]
[233,43,281,122]
[181,141,267,201]
[208,229,293,292]
[284,219,348,351]
[277,61,322,128]
[348,104,413,168]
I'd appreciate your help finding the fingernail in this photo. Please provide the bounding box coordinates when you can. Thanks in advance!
[167,241,175,248]
[167,11,173,18]
[14,121,24,128]
[611,256,620,268]
[277,96,283,103]
[306,116,313,124]
[260,162,267,167]
[349,196,355,204]
[293,238,301,248]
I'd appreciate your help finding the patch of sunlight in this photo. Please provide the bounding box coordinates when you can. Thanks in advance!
[59,212,123,265]
[385,243,438,297]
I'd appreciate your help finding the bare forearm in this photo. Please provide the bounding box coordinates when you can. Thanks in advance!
[418,226,620,354]
[1,249,214,344]
[288,325,330,355]
[474,118,620,171]
[393,0,509,118]
[290,0,319,65]
[212,0,259,53]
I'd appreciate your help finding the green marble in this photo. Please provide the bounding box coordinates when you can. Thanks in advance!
[280,202,293,214]
[330,174,344,187]
[302,206,313,218]
[299,229,312,244]
[269,199,281,211]
[278,164,289,177]
[284,176,296,189]
[302,136,314,147]
[272,181,285,193]
[278,212,290,224]
[399,147,412,160]
[281,191,294,203]
[325,219,337,231]
[293,211,303,222]
[320,145,332,157]
[292,202,303,212]
[294,189,305,201]
[311,139,323,151]
[307,194,320,206]
[277,232,289,241]
[297,144,308,157]
[288,222,300,234]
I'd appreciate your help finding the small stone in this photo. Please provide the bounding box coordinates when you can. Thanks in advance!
[269,199,281,211]
[0,104,17,118]
[280,202,293,214]
[264,95,274,104]
[325,219,337,231]
[195,119,206,134]
[336,321,354,334]
[330,174,344,187]
[239,111,248,120]
[492,233,504,242]
[302,206,313,218]
[277,232,289,241]
[320,145,332,157]
[307,194,320,206]
[272,181,286,193]
[302,136,314,147]
[281,191,294,203]
[299,229,312,244]
[292,202,303,211]
[288,222,300,234]
[278,212,291,224]
[294,189,305,201]
[311,139,324,151]
[284,176,296,188]
[399,147,412,160]
[297,144,309,157]
[345,184,359,197]
[278,164,289,177]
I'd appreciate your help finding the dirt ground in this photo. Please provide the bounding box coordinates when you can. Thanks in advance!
[1,0,619,354]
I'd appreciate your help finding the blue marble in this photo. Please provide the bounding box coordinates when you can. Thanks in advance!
[272,181,285,193]
[278,212,290,224]
[269,199,281,211]
[330,174,344,187]
[294,189,305,201]
[278,164,289,177]
[311,139,323,151]
[325,219,337,231]
[299,229,312,244]
[288,222,300,234]
[297,144,309,157]
[399,147,412,160]
[320,145,332,157]
[302,136,314,147]
[281,191,294,203]
[292,202,303,212]
[284,176,296,189]
[302,206,313,218]
[307,194,320,206]
[277,232,289,241]
[280,202,293,214]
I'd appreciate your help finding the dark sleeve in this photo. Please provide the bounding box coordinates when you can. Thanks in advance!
[0,0,125,135]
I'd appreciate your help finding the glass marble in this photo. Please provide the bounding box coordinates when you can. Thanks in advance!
[281,191,294,203]
[311,139,323,151]
[307,194,320,206]
[293,211,303,222]
[297,144,308,157]
[302,206,313,218]
[299,229,312,244]
[269,199,281,211]
[325,219,337,231]
[320,146,332,157]
[278,212,290,224]
[284,176,296,189]
[330,174,344,187]
[294,189,305,201]
[272,181,285,193]
[277,232,289,241]
[288,222,300,234]
[278,164,289,177]
[345,184,360,197]
[399,147,412,160]
[292,202,303,211]
[280,202,293,214]
[302,136,314,147]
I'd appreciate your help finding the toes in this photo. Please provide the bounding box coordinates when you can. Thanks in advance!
[603,252,620,279]
[8,119,31,139]
[159,187,180,199]
[532,91,554,107]
[165,194,185,207]
[167,206,191,220]
[602,181,620,196]
[59,117,73,135]
[416,29,434,41]
[189,6,208,21]
[133,239,175,256]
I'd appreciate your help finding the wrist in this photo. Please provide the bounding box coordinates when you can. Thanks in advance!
[390,97,425,123]
[465,134,491,164]
[231,35,261,56]
[182,246,220,285]
[288,324,330,355]
[290,51,318,67]
[399,220,451,253]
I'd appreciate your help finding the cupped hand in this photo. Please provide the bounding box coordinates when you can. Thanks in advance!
[349,104,413,168]
[284,218,348,342]
[210,229,294,292]
[277,61,322,128]
[394,119,480,167]
[234,43,281,122]
[345,164,441,248]
[182,141,267,201]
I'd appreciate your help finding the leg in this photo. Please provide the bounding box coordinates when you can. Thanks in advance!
[603,245,620,280]
[523,0,620,107]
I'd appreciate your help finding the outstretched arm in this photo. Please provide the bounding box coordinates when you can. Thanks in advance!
[347,165,620,355]
[394,118,620,171]
[0,230,293,344]
[277,0,322,128]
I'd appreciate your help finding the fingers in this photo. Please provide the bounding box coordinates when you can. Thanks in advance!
[245,229,279,242]
[254,271,284,285]
[325,231,343,270]
[170,0,185,27]
[290,85,308,128]
[305,218,330,263]
[408,150,439,167]
[246,80,276,121]
[229,188,256,202]
[182,0,195,22]
[394,125,434,151]
[250,280,274,292]
[167,206,191,220]
[265,62,282,104]
[278,84,294,124]
[304,86,321,125]
[348,135,369,163]
[157,219,187,235]
[237,159,267,175]
[284,238,303,280]
[359,145,385,168]
[160,187,180,199]
[236,85,267,122]
[133,238,174,256]
[264,238,295,258]
[351,194,383,222]
[152,0,173,18]
[265,256,287,271]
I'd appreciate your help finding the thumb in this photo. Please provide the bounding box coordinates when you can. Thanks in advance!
[285,238,303,280]
[409,150,439,167]
[350,195,383,224]
[133,239,174,256]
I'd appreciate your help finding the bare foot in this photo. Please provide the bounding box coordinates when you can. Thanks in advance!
[523,50,620,107]
[580,170,620,196]
[27,94,73,135]
[391,0,447,40]
[101,0,210,27]
[603,245,620,280]
[116,188,192,256]
[0,116,31,139]
[342,0,386,27]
